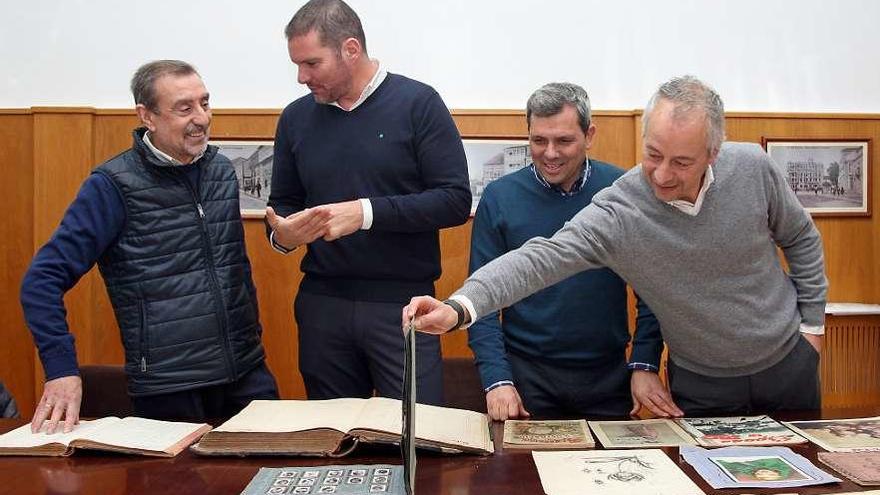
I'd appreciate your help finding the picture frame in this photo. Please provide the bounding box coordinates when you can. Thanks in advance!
[761,138,872,217]
[463,138,530,214]
[209,137,274,218]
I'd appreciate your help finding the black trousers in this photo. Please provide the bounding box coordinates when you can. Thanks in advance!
[669,334,821,416]
[508,351,632,417]
[130,362,279,421]
[295,291,443,405]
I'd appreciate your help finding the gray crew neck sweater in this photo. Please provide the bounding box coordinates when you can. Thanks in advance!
[456,142,827,377]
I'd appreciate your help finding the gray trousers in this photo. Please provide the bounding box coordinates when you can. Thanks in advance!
[669,334,821,416]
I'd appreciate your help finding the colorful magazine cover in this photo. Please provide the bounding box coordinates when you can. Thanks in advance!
[675,415,806,447]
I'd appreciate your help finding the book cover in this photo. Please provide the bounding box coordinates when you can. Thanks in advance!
[676,415,806,447]
[783,416,880,452]
[503,419,594,449]
[240,464,405,495]
[588,419,696,448]
[818,451,880,486]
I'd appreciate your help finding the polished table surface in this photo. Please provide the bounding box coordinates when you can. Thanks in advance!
[1,408,878,495]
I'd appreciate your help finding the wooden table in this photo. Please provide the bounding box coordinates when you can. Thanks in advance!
[1,408,878,495]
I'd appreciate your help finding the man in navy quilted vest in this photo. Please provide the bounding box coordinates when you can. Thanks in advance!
[21,60,279,434]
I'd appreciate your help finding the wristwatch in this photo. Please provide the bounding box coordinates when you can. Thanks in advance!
[442,299,466,332]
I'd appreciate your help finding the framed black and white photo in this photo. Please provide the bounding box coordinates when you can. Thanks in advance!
[762,138,872,217]
[210,138,274,218]
[463,139,530,214]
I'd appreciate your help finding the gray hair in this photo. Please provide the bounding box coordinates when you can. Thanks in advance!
[526,82,592,133]
[642,75,725,155]
[130,60,199,113]
[285,0,367,55]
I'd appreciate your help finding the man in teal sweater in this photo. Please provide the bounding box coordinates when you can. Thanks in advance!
[407,76,827,417]
[468,83,661,420]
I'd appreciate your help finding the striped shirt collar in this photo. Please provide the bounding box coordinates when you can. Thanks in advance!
[532,159,591,197]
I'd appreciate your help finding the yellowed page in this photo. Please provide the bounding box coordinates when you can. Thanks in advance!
[80,417,208,453]
[213,399,370,433]
[0,418,118,448]
[354,397,492,451]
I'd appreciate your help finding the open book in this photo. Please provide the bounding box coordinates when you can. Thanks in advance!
[0,416,211,457]
[192,398,494,457]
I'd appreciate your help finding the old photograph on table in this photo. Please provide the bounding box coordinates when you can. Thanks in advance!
[210,139,274,217]
[680,445,840,489]
[463,139,530,214]
[588,419,696,448]
[531,449,705,495]
[763,138,871,216]
[783,416,880,452]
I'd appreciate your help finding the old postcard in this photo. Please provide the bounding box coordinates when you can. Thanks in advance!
[676,415,806,446]
[532,449,704,495]
[783,416,880,452]
[503,419,593,450]
[588,419,695,448]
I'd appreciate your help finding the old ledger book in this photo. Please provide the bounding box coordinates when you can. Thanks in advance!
[503,419,594,450]
[0,416,210,457]
[192,398,494,457]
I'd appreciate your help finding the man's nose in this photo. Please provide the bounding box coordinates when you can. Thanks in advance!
[653,161,674,184]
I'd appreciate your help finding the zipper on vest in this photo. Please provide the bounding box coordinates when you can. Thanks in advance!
[178,178,237,380]
[139,300,148,373]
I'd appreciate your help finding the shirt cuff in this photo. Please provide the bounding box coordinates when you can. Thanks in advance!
[448,294,478,329]
[627,362,660,373]
[360,198,373,230]
[269,230,295,255]
[485,380,514,393]
[800,323,825,335]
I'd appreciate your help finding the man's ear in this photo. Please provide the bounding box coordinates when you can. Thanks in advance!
[135,104,156,131]
[584,123,598,150]
[340,37,361,62]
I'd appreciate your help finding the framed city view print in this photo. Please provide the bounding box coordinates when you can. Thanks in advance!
[210,138,274,218]
[762,138,872,217]
[463,138,530,214]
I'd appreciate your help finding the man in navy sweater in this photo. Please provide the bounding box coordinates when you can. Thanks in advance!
[468,83,662,420]
[266,0,470,405]
[21,60,278,434]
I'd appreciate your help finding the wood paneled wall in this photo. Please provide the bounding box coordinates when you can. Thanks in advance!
[2,108,878,417]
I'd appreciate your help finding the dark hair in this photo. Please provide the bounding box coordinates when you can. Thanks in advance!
[130,60,198,112]
[526,82,591,133]
[284,0,367,54]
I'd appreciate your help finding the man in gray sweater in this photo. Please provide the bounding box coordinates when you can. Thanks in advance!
[406,75,827,417]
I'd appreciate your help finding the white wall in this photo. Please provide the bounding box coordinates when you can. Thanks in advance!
[2,0,879,112]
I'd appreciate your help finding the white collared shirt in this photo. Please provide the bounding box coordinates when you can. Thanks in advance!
[142,131,204,165]
[666,165,715,216]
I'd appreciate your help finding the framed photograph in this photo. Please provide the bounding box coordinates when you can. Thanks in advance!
[210,137,274,218]
[762,138,872,216]
[463,138,530,214]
